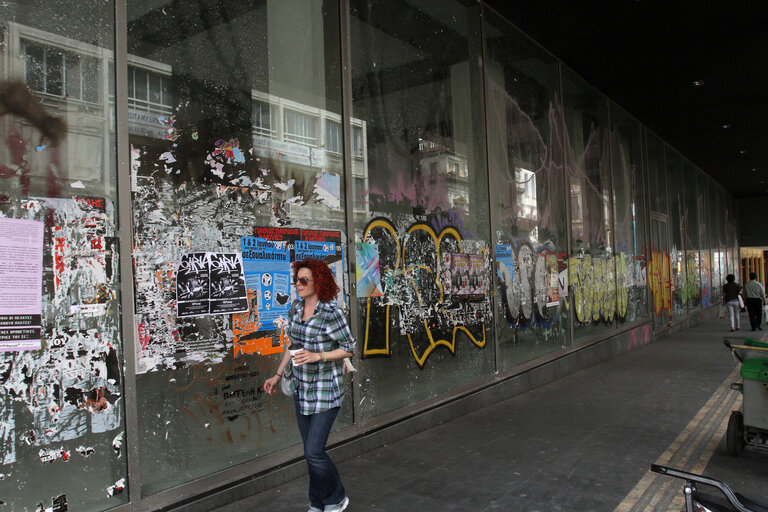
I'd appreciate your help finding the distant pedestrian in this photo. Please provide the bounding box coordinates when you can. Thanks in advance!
[263,258,354,512]
[723,274,742,332]
[743,272,766,331]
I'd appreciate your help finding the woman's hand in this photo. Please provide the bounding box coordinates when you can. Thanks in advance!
[292,349,322,366]
[263,374,281,395]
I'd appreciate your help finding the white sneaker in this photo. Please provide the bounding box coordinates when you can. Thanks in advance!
[324,496,349,512]
[307,506,323,512]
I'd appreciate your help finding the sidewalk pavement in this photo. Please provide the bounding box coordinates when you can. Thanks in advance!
[218,315,768,512]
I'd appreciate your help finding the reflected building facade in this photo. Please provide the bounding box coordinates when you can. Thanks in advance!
[0,2,739,511]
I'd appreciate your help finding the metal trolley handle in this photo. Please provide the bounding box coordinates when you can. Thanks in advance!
[650,464,755,512]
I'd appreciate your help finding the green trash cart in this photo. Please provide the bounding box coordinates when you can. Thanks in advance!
[724,337,768,456]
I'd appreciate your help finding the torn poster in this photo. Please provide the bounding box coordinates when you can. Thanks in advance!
[299,229,342,258]
[209,253,249,314]
[297,229,345,306]
[0,217,43,351]
[295,240,336,263]
[176,253,210,317]
[232,290,286,356]
[252,226,301,260]
[355,242,383,297]
[107,477,126,497]
[495,244,515,285]
[0,395,15,464]
[546,252,560,307]
[450,253,486,301]
[314,171,341,209]
[241,237,291,331]
[558,253,569,297]
[176,252,248,317]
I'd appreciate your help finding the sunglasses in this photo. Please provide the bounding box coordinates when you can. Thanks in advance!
[293,277,313,286]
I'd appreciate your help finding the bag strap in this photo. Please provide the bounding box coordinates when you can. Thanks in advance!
[288,299,300,319]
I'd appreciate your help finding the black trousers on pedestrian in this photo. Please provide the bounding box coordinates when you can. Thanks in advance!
[746,297,763,329]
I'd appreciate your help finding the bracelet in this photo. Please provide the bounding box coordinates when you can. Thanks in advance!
[321,351,326,363]
[276,372,283,378]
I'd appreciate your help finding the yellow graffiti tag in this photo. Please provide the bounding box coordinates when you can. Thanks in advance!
[362,218,486,366]
[616,253,629,318]
[408,321,486,367]
[362,219,399,356]
[648,248,672,316]
[570,252,632,324]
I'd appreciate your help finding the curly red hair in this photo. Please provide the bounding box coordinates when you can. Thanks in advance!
[292,258,339,302]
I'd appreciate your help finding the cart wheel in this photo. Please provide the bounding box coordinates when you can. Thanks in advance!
[726,411,745,456]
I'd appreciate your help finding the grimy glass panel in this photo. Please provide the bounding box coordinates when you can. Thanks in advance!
[650,217,671,332]
[562,68,616,343]
[717,185,728,287]
[731,196,739,279]
[697,173,713,310]
[665,147,686,321]
[0,1,127,510]
[684,160,701,313]
[646,131,671,326]
[484,9,568,370]
[646,131,667,216]
[631,128,650,322]
[709,178,723,307]
[127,0,348,495]
[350,0,493,418]
[609,104,648,325]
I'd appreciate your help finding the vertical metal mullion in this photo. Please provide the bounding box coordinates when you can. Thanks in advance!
[115,0,142,508]
[661,142,674,327]
[557,63,574,348]
[640,128,652,320]
[605,101,618,330]
[338,0,362,430]
[478,2,501,376]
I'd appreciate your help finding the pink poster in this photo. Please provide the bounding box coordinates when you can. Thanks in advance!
[0,217,44,352]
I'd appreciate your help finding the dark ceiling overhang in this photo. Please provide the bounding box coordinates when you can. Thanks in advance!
[484,0,768,198]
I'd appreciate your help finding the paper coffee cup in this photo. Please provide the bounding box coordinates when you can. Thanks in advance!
[290,348,304,366]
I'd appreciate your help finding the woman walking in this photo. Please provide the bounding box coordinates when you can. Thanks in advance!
[264,258,354,512]
[723,274,742,332]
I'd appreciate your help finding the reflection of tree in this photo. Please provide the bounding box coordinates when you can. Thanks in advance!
[0,80,67,146]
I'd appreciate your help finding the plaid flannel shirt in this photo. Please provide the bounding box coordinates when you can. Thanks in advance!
[288,299,355,415]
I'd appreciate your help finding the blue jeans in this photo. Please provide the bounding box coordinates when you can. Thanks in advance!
[294,397,345,508]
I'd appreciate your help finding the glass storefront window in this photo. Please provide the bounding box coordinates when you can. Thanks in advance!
[609,104,648,325]
[0,1,746,509]
[127,0,349,496]
[697,172,712,310]
[709,178,724,306]
[0,1,127,510]
[684,160,701,312]
[483,8,568,369]
[646,131,667,216]
[350,0,493,418]
[665,147,686,321]
[561,68,615,343]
